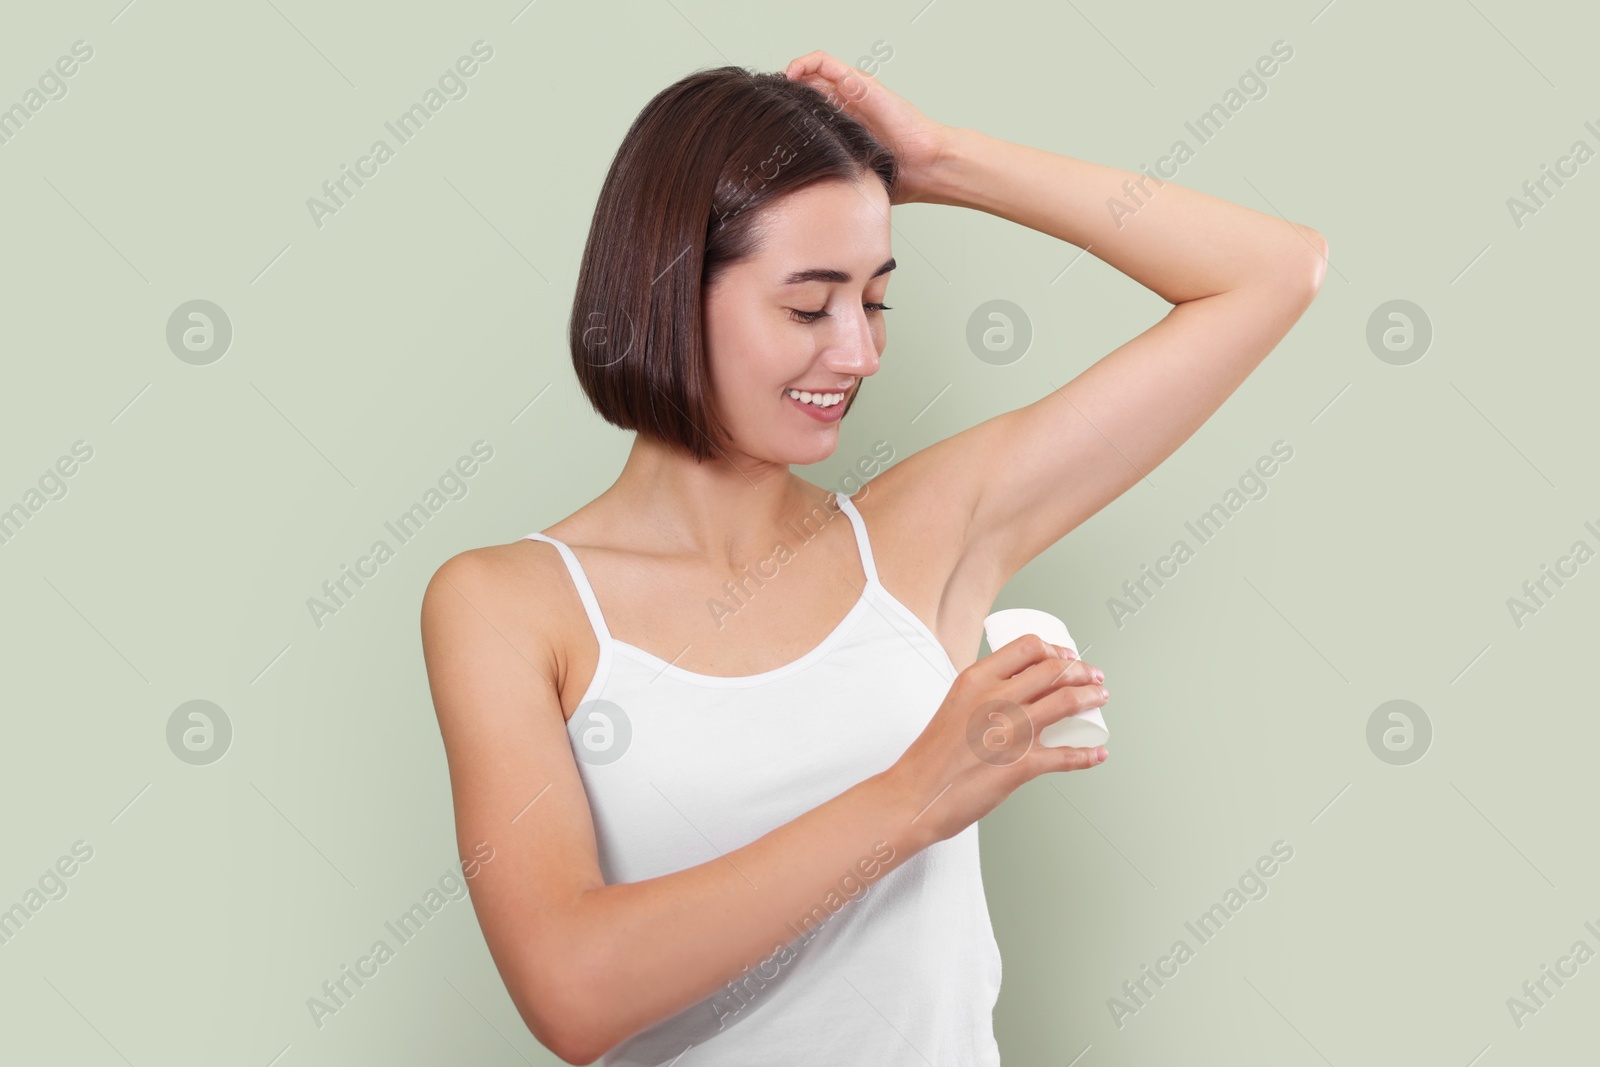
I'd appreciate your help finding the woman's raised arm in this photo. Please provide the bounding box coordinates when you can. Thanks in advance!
[786,50,1327,589]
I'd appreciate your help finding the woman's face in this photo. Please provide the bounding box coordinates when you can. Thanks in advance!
[702,176,894,468]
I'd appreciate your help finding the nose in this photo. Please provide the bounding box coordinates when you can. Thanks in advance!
[823,306,882,379]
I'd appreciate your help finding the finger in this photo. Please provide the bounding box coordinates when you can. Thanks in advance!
[976,633,1068,685]
[1027,677,1110,731]
[1005,653,1099,703]
[784,51,839,85]
[785,50,858,85]
[784,52,878,105]
[783,50,823,74]
[1039,745,1108,773]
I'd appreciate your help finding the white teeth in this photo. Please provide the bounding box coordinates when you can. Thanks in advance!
[785,388,844,407]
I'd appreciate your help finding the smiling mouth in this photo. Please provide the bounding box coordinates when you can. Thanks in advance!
[783,387,847,409]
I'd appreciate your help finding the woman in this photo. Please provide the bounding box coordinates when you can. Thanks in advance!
[421,51,1325,1065]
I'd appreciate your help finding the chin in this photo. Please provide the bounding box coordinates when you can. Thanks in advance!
[770,436,839,467]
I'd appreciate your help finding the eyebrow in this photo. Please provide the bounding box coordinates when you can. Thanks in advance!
[779,257,896,286]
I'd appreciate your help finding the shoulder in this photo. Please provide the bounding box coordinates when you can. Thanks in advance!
[420,536,575,705]
[423,537,556,617]
[845,439,1008,664]
[849,438,989,580]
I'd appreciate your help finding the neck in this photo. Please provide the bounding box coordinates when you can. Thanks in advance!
[602,434,837,565]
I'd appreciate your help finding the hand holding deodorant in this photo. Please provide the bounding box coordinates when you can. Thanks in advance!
[982,608,1110,749]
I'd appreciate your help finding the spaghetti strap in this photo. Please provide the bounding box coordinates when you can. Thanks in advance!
[833,491,882,589]
[522,531,615,648]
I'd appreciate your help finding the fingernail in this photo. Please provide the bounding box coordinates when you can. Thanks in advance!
[1095,747,1108,762]
[1093,670,1104,683]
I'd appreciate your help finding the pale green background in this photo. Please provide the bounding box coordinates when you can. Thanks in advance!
[2,0,1596,1064]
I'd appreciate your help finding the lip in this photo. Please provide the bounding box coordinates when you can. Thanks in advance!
[784,390,847,423]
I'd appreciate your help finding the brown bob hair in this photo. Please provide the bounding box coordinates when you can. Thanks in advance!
[568,65,898,462]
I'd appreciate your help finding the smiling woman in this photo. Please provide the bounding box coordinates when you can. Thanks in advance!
[774,253,895,421]
[423,48,1322,1067]
[567,66,896,462]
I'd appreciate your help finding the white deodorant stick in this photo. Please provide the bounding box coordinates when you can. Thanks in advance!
[982,608,1109,750]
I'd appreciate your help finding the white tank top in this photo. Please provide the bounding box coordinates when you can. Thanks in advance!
[523,490,1003,1066]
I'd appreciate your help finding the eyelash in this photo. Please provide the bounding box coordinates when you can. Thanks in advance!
[789,303,893,324]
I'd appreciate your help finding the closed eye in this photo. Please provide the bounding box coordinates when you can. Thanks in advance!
[788,303,894,325]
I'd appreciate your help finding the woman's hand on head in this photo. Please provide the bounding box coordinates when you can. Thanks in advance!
[783,50,958,206]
